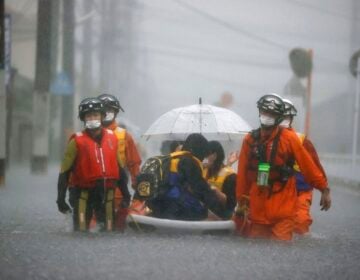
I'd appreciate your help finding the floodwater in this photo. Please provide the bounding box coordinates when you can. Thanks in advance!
[1,165,359,280]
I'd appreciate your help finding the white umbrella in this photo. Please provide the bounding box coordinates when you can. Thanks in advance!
[143,103,252,141]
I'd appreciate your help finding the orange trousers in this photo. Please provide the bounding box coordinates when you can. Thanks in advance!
[294,190,313,235]
[247,218,295,241]
[114,188,123,213]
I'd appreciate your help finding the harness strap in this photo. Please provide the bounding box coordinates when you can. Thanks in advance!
[267,128,283,197]
[250,128,293,198]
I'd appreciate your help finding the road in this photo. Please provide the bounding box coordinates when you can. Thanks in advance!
[1,165,359,280]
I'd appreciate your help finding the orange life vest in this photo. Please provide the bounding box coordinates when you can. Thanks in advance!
[71,129,120,188]
[114,127,127,168]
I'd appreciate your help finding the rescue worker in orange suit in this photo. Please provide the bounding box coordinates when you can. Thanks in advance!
[98,94,142,229]
[56,97,129,232]
[280,98,329,235]
[203,141,236,219]
[235,94,331,241]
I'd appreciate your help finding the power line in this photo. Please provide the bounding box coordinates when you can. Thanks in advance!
[146,46,345,74]
[111,44,287,68]
[171,0,346,68]
[284,0,359,22]
[75,36,346,74]
[133,3,351,57]
[172,0,289,51]
[156,60,262,90]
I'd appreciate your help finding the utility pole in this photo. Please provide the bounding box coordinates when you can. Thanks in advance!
[49,0,60,162]
[99,1,109,92]
[61,0,75,154]
[99,0,118,94]
[4,14,12,168]
[82,0,93,96]
[0,0,5,185]
[31,0,54,174]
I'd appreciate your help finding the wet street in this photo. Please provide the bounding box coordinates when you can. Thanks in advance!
[1,165,360,280]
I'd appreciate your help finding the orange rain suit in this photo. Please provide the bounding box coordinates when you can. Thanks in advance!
[292,130,327,235]
[236,127,327,241]
[107,121,142,207]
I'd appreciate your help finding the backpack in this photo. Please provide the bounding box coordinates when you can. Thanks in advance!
[135,155,172,200]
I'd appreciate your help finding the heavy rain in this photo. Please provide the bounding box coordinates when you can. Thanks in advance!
[0,0,360,279]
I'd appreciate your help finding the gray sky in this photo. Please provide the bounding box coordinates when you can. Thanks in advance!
[126,0,358,128]
[8,0,360,140]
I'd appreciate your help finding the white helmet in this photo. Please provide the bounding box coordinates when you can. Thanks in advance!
[282,98,297,117]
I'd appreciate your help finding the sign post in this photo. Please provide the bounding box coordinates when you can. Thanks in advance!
[284,48,313,134]
[50,71,73,96]
[304,49,313,136]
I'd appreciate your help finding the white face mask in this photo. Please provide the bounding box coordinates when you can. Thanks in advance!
[104,112,115,122]
[280,119,291,128]
[259,114,276,126]
[85,120,101,130]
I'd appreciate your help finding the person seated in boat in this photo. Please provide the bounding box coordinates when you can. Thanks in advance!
[203,141,237,219]
[160,140,184,155]
[148,133,227,221]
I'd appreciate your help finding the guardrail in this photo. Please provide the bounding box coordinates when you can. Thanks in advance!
[319,153,360,184]
[319,153,360,165]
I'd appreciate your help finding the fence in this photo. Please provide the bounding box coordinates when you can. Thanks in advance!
[320,153,360,184]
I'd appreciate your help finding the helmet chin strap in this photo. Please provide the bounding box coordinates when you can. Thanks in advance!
[86,126,101,132]
[102,120,113,127]
[85,126,102,140]
[261,124,277,130]
[274,116,284,126]
[289,116,294,128]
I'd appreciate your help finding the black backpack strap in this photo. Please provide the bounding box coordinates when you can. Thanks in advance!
[249,128,267,164]
[250,128,261,141]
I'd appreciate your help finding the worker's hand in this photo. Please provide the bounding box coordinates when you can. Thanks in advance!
[233,214,248,236]
[57,200,72,214]
[234,196,249,217]
[320,188,331,211]
[211,186,227,206]
[233,196,250,236]
[119,199,130,209]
